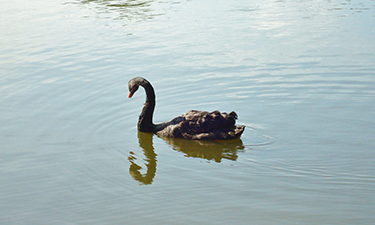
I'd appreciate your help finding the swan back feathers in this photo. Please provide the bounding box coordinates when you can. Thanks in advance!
[156,110,245,140]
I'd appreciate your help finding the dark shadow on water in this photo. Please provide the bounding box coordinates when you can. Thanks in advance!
[128,132,245,185]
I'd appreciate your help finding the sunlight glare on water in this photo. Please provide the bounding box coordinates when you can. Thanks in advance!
[1,0,375,224]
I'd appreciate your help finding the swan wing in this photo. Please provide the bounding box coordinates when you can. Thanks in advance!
[156,110,245,140]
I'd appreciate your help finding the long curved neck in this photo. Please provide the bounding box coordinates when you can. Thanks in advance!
[138,80,156,132]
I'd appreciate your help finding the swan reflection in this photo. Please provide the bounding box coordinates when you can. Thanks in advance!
[129,132,244,185]
[128,132,157,185]
[159,135,244,162]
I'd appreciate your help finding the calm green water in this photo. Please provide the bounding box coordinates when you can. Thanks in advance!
[1,0,375,224]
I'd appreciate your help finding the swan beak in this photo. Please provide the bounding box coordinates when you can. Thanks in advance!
[128,92,133,98]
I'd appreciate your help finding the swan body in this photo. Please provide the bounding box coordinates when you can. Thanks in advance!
[128,77,245,140]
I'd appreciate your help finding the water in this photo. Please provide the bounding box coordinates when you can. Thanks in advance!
[1,0,375,224]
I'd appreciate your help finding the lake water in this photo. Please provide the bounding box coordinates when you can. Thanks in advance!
[1,0,375,224]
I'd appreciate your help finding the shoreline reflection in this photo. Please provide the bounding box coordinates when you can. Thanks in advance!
[129,132,245,185]
[79,0,163,22]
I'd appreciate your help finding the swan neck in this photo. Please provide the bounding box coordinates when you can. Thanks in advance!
[138,81,156,132]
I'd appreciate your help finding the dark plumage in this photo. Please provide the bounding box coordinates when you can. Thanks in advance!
[128,77,245,140]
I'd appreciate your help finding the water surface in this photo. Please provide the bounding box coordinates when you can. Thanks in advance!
[1,0,375,224]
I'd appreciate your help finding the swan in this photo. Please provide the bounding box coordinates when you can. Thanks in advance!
[128,77,245,140]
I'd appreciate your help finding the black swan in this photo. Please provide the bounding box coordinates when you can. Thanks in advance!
[128,77,245,140]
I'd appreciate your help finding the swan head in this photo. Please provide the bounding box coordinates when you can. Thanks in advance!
[128,77,144,98]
